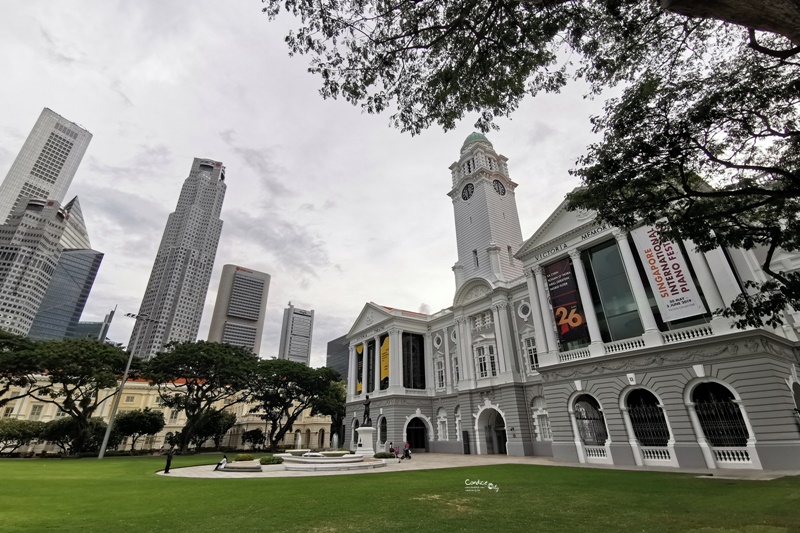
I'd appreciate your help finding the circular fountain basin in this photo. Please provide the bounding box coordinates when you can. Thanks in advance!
[276,452,386,471]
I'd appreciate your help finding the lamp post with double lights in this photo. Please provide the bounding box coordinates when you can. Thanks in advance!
[98,312,160,459]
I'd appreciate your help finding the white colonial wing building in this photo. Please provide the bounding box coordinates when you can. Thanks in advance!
[345,133,800,471]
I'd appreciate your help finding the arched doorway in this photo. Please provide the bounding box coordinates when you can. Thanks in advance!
[305,429,311,449]
[406,417,428,449]
[475,408,507,455]
[318,429,325,449]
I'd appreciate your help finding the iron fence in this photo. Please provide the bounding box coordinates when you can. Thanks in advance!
[627,404,670,447]
[694,399,749,447]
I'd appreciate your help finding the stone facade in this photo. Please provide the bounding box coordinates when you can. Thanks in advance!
[345,133,800,471]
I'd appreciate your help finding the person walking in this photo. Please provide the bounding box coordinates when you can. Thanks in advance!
[389,442,395,456]
[402,441,411,460]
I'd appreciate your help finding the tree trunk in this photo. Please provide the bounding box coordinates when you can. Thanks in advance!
[662,0,800,44]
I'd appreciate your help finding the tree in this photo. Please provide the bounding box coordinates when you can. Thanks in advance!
[115,408,166,451]
[315,378,346,447]
[247,359,341,450]
[0,418,44,454]
[241,428,267,450]
[265,1,800,327]
[143,341,257,453]
[40,417,121,454]
[0,331,44,410]
[189,409,237,450]
[23,339,128,454]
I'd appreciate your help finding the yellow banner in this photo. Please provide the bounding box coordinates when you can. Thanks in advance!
[380,336,389,384]
[356,343,363,393]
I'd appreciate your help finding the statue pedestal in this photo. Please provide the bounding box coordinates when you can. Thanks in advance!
[355,426,376,457]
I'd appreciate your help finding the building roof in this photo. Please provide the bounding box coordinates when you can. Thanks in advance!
[461,132,493,153]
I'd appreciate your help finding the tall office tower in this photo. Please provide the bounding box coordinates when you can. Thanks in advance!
[278,303,315,365]
[0,199,68,336]
[0,108,92,223]
[129,158,226,359]
[207,265,270,355]
[28,197,104,341]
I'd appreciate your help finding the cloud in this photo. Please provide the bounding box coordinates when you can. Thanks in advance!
[223,209,330,279]
[40,26,83,64]
[219,130,291,200]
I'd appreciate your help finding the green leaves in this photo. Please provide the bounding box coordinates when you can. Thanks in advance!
[142,341,257,452]
[247,359,344,449]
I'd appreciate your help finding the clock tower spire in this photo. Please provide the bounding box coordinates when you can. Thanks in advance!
[448,133,524,290]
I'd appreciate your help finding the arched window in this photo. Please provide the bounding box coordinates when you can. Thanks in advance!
[626,389,669,447]
[435,357,445,390]
[574,394,608,446]
[692,382,748,447]
[437,407,448,441]
[531,395,552,441]
[793,382,800,412]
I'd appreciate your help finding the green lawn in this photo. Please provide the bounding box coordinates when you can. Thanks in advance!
[1,455,798,532]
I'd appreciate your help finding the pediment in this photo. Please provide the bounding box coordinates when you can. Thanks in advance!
[453,278,494,307]
[519,324,536,337]
[517,195,598,260]
[348,302,394,337]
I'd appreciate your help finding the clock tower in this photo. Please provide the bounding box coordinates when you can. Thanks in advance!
[448,133,524,290]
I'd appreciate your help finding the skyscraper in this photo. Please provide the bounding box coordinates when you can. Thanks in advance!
[207,265,270,355]
[0,199,68,336]
[278,303,314,365]
[28,197,104,341]
[0,108,92,223]
[129,158,226,359]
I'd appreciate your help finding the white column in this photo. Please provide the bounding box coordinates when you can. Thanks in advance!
[568,250,605,355]
[456,316,475,387]
[443,329,453,394]
[704,247,742,307]
[683,240,736,334]
[525,269,549,355]
[423,333,434,392]
[534,266,559,355]
[388,328,402,391]
[360,341,369,396]
[492,302,511,374]
[347,344,357,400]
[614,230,662,345]
[373,336,381,394]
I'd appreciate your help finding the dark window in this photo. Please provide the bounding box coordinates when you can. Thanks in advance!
[402,333,426,389]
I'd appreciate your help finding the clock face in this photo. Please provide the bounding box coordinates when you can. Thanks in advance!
[493,180,506,196]
[462,183,474,200]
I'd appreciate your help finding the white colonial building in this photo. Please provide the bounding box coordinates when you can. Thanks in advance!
[345,133,800,471]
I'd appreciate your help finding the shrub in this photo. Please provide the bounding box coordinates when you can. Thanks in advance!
[234,453,255,462]
[259,456,284,465]
[373,452,396,459]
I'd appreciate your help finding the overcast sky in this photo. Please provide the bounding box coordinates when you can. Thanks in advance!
[0,1,604,367]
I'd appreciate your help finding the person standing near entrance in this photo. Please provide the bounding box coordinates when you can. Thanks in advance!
[164,448,174,474]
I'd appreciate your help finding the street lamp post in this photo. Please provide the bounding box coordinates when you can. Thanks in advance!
[98,312,158,459]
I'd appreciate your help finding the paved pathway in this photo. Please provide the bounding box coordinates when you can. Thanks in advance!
[158,453,800,480]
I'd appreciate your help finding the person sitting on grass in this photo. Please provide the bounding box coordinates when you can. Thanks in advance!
[214,455,228,471]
